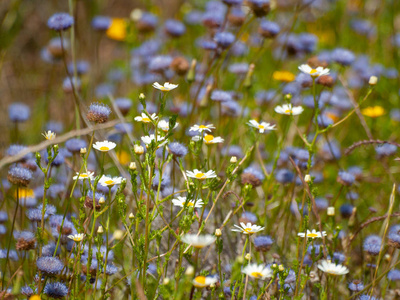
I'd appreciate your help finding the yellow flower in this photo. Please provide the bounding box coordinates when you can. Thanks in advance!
[272,71,295,82]
[117,150,130,165]
[106,18,127,41]
[29,296,41,300]
[361,106,385,118]
[16,188,35,198]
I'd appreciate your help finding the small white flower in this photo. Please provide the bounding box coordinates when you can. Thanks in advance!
[192,275,218,288]
[298,64,330,78]
[181,234,216,248]
[134,112,158,123]
[192,134,224,144]
[93,140,116,152]
[274,104,304,116]
[141,134,168,148]
[186,169,217,180]
[99,175,124,187]
[42,130,56,140]
[73,172,95,181]
[242,264,273,280]
[317,260,349,275]
[172,196,204,208]
[157,119,179,132]
[231,222,264,235]
[297,229,327,239]
[189,124,216,133]
[152,82,179,91]
[247,120,276,133]
[68,233,85,242]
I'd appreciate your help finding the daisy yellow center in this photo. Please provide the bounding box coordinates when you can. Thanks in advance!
[285,109,293,114]
[258,125,264,129]
[80,174,88,178]
[195,173,205,179]
[100,146,110,151]
[187,202,194,207]
[310,69,318,74]
[199,125,207,129]
[307,233,318,238]
[195,276,206,285]
[251,271,263,278]
[142,117,150,122]
[244,228,253,233]
[105,180,114,185]
[204,135,214,143]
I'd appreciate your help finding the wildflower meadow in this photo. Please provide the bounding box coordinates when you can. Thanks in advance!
[1,0,400,299]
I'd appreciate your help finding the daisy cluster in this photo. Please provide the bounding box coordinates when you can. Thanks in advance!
[1,0,399,299]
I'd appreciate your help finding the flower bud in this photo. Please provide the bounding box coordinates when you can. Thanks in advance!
[215,228,222,237]
[163,278,170,285]
[129,213,135,219]
[80,148,87,154]
[230,156,237,163]
[99,197,105,204]
[278,265,284,272]
[139,93,145,100]
[186,59,197,83]
[129,162,137,170]
[97,226,104,234]
[304,174,311,183]
[327,206,335,216]
[113,229,124,240]
[134,145,144,155]
[185,266,194,276]
[369,76,378,86]
[245,253,251,260]
[284,93,292,101]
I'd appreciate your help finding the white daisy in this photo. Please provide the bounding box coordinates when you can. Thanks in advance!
[134,112,158,123]
[192,275,218,288]
[317,260,349,275]
[99,175,124,187]
[181,234,216,248]
[192,134,224,144]
[274,104,304,116]
[298,229,327,239]
[73,172,95,181]
[172,196,204,208]
[242,264,273,280]
[298,64,330,78]
[186,169,217,180]
[93,140,117,152]
[157,119,179,132]
[231,222,264,235]
[141,134,168,148]
[42,130,56,140]
[189,124,216,133]
[247,120,276,133]
[68,233,85,242]
[152,82,179,91]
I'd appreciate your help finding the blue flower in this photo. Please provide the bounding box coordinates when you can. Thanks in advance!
[44,282,69,298]
[87,102,112,124]
[47,13,74,31]
[214,32,235,49]
[65,138,87,153]
[164,19,186,37]
[91,16,111,31]
[259,20,280,38]
[253,235,274,252]
[37,256,64,276]
[8,103,30,122]
[168,142,188,157]
[8,166,32,186]
[363,235,381,256]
